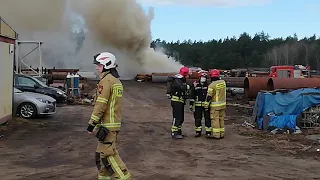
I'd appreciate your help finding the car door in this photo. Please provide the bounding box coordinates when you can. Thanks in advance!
[15,76,38,93]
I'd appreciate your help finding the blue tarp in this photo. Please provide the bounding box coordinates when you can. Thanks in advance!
[265,115,297,131]
[253,88,320,131]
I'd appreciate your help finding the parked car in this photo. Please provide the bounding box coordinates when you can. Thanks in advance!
[14,73,67,104]
[13,88,56,119]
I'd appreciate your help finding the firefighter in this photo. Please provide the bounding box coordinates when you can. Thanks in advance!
[189,71,211,138]
[204,69,226,139]
[166,66,190,139]
[87,52,131,180]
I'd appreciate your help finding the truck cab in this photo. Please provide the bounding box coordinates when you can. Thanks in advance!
[269,65,310,78]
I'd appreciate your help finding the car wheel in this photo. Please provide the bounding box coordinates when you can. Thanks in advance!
[18,103,37,119]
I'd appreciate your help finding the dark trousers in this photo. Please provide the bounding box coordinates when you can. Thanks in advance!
[194,106,211,133]
[171,101,185,135]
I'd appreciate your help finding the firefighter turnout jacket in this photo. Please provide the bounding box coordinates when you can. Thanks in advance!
[205,79,227,109]
[88,72,124,131]
[169,74,190,103]
[190,80,208,107]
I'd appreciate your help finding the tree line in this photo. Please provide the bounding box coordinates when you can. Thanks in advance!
[150,32,320,71]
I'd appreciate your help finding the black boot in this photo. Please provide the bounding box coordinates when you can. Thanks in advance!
[178,129,185,138]
[178,129,187,137]
[206,132,215,139]
[195,131,201,137]
[171,131,183,139]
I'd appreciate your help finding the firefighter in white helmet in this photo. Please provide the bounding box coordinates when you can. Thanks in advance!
[87,52,131,179]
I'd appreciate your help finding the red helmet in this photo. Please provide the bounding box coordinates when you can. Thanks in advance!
[179,67,189,77]
[210,69,220,78]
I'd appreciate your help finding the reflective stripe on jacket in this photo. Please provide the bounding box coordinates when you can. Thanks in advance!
[171,95,184,103]
[207,80,226,109]
[88,72,123,131]
[190,81,209,107]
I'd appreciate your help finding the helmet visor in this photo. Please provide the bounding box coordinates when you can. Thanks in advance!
[93,53,100,65]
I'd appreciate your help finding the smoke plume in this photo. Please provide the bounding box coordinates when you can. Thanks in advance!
[0,0,78,69]
[0,0,183,79]
[71,0,183,79]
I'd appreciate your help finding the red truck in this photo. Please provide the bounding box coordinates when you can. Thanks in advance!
[269,65,310,78]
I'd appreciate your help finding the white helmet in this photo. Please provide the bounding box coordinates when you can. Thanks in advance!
[93,52,117,69]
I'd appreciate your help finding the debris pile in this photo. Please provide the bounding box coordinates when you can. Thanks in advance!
[135,73,152,82]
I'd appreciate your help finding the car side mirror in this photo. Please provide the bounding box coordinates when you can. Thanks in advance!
[34,84,40,89]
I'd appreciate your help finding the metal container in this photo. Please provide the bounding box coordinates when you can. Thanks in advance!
[43,74,66,81]
[244,77,269,99]
[151,73,176,83]
[152,75,169,83]
[227,87,244,95]
[70,74,74,96]
[151,73,175,76]
[267,78,320,91]
[66,73,72,96]
[221,77,245,88]
[48,68,79,73]
[78,71,97,80]
[73,73,80,97]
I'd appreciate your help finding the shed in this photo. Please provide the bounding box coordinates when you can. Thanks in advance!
[0,16,18,124]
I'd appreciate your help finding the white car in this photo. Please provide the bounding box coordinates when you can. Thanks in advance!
[13,88,57,119]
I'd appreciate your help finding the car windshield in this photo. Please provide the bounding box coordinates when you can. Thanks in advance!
[31,77,48,87]
[14,88,22,93]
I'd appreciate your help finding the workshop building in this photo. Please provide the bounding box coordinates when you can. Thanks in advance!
[0,16,18,124]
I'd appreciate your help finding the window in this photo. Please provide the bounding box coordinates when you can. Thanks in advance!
[32,77,48,87]
[17,77,37,87]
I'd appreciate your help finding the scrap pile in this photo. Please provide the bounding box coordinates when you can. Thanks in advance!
[21,67,88,91]
[42,69,86,90]
[135,73,152,82]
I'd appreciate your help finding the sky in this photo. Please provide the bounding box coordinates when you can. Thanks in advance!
[137,0,320,42]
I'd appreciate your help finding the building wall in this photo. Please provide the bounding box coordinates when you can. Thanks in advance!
[0,41,14,124]
[0,17,16,124]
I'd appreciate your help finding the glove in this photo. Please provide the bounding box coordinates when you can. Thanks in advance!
[87,122,98,133]
[189,105,194,112]
[193,82,198,87]
[166,94,172,99]
[95,126,109,142]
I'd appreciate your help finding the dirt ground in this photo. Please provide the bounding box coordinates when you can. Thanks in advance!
[0,81,320,180]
